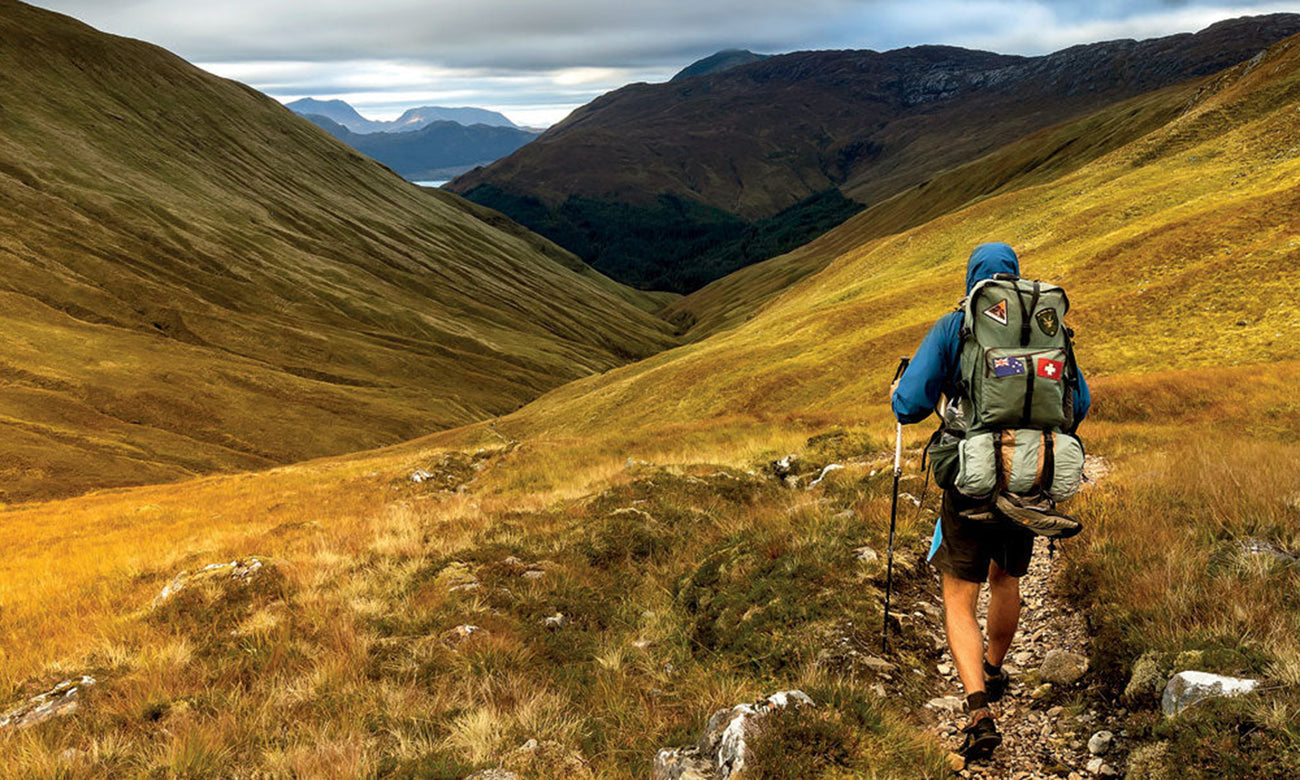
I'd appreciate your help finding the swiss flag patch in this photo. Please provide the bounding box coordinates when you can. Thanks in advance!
[1036,358,1064,380]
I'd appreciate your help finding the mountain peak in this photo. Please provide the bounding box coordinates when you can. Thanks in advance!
[672,49,771,81]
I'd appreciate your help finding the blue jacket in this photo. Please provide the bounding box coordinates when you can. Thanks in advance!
[890,242,1090,427]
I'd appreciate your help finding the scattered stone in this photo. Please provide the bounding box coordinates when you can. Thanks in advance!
[834,509,856,520]
[651,691,813,780]
[770,455,798,479]
[858,655,897,674]
[1030,683,1054,700]
[1124,650,1165,702]
[503,556,522,565]
[1088,730,1113,755]
[151,558,264,609]
[409,469,434,483]
[1085,757,1116,776]
[435,561,480,593]
[1240,537,1297,564]
[946,752,966,772]
[1161,670,1259,717]
[926,696,963,713]
[853,546,879,564]
[0,676,95,729]
[544,612,566,630]
[1040,650,1089,685]
[443,624,483,649]
[465,771,520,780]
[899,491,922,507]
[807,463,844,488]
[915,601,943,620]
[937,663,953,676]
[522,569,546,581]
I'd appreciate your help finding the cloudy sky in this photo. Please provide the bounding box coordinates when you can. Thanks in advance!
[32,0,1300,126]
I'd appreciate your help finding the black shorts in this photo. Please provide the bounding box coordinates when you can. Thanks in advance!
[927,489,1035,583]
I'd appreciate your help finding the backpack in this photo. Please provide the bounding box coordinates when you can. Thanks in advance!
[927,273,1086,535]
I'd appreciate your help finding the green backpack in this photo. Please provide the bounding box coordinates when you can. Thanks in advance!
[929,274,1087,530]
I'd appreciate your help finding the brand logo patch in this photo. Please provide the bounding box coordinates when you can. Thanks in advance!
[1035,308,1060,337]
[1036,357,1064,380]
[983,300,1008,326]
[993,356,1026,378]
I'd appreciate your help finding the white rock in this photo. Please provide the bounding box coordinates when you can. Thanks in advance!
[151,558,264,609]
[926,696,963,713]
[0,676,96,730]
[544,612,566,630]
[651,690,812,780]
[808,463,844,488]
[853,546,879,563]
[1088,730,1113,755]
[1162,670,1259,716]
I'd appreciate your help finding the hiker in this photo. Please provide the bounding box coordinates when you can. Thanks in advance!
[890,242,1091,760]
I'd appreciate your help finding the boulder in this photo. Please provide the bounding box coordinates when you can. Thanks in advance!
[651,690,813,780]
[0,676,95,730]
[1039,649,1089,685]
[1161,670,1259,717]
[1124,650,1165,702]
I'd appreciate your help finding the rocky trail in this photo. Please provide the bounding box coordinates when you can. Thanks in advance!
[924,534,1127,778]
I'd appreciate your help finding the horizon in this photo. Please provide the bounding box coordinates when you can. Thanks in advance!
[28,0,1300,127]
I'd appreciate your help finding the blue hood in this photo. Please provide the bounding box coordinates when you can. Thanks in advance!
[965,242,1019,293]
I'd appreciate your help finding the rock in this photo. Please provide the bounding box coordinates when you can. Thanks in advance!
[650,690,813,780]
[409,469,434,483]
[465,771,520,780]
[1124,650,1165,702]
[1161,670,1259,717]
[1039,649,1089,685]
[915,601,943,620]
[0,676,96,729]
[834,509,856,520]
[937,663,952,676]
[1085,757,1116,775]
[1030,683,1053,700]
[926,696,963,713]
[770,455,798,479]
[858,655,896,674]
[1240,538,1296,564]
[151,558,264,609]
[503,556,522,565]
[544,612,566,630]
[807,463,844,488]
[522,569,546,581]
[946,752,966,772]
[853,546,879,564]
[443,624,483,648]
[1088,730,1113,755]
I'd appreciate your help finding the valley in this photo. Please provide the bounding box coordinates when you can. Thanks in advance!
[2,2,1299,778]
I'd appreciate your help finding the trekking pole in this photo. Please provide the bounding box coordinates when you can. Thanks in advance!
[882,356,910,654]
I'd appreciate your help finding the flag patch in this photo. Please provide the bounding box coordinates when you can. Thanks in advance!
[993,356,1026,378]
[983,300,1009,326]
[1036,357,1064,380]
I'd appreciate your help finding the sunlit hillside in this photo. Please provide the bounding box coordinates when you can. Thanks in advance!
[0,0,677,504]
[3,23,1300,780]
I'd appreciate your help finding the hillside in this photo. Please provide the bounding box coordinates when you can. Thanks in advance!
[449,15,1300,292]
[304,114,539,180]
[0,0,677,503]
[671,49,771,81]
[3,26,1299,780]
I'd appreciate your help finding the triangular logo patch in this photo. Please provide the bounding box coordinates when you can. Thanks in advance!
[982,300,1008,326]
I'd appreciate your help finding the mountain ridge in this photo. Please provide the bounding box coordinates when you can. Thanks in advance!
[449,14,1300,292]
[286,97,519,132]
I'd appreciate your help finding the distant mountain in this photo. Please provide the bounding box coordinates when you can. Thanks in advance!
[286,97,519,133]
[449,14,1300,293]
[0,0,676,502]
[305,114,540,180]
[672,49,770,81]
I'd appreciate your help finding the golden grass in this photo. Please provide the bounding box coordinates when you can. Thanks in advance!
[3,25,1300,780]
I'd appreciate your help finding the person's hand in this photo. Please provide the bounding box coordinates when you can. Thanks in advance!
[889,379,900,398]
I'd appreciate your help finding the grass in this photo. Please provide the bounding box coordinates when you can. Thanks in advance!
[3,14,1300,780]
[0,0,677,504]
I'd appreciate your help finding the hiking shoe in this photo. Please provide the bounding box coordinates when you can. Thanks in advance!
[985,666,1009,703]
[959,714,1002,761]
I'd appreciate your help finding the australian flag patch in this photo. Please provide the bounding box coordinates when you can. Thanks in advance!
[993,356,1026,378]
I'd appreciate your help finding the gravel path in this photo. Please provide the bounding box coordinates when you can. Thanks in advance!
[925,535,1127,779]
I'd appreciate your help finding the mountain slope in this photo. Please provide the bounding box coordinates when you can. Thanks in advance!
[3,27,1300,780]
[0,0,677,503]
[671,49,770,81]
[449,15,1300,292]
[305,114,539,180]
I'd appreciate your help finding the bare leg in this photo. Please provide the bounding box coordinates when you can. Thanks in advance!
[941,572,985,698]
[985,560,1021,667]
